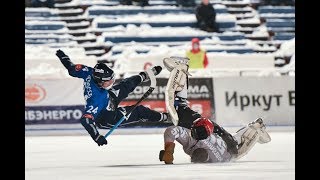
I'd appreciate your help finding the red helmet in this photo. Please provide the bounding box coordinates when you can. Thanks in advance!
[191,117,214,140]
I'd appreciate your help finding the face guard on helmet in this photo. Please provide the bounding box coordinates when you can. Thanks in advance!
[191,117,214,140]
[92,63,115,90]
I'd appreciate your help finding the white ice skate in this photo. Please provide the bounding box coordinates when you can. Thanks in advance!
[232,118,271,161]
[251,118,271,144]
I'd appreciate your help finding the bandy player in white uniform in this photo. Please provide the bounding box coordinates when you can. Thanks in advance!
[159,56,271,164]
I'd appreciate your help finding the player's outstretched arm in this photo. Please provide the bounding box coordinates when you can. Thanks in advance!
[80,114,107,146]
[56,49,75,71]
[55,49,91,78]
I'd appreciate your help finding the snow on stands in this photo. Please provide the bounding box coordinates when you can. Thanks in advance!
[259,13,295,19]
[98,25,212,37]
[26,45,89,60]
[86,4,227,12]
[273,38,295,57]
[236,16,261,24]
[91,13,236,24]
[25,39,281,79]
[25,46,97,79]
[93,26,247,44]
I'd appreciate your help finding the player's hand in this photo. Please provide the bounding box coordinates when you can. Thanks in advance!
[159,150,174,164]
[139,66,162,82]
[151,66,162,76]
[159,142,175,164]
[95,135,108,146]
[56,49,68,59]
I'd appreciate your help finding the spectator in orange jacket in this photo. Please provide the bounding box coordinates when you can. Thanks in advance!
[186,38,208,69]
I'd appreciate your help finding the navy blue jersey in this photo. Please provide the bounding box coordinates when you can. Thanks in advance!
[67,64,111,120]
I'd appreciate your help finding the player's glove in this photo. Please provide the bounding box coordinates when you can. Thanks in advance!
[159,142,175,164]
[95,135,108,146]
[139,66,162,82]
[56,49,68,60]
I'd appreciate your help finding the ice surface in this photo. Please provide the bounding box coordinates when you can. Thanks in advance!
[25,131,294,180]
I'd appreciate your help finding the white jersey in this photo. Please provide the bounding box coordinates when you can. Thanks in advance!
[164,126,232,163]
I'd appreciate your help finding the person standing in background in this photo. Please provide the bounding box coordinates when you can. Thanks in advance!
[186,38,209,69]
[195,0,218,32]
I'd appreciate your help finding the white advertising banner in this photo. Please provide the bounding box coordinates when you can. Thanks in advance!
[25,78,85,106]
[213,76,295,126]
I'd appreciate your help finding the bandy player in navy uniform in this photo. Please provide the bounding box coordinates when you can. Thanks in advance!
[55,50,170,146]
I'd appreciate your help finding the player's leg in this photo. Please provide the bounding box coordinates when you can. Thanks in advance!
[175,103,201,129]
[112,105,169,126]
[109,75,143,103]
[110,66,162,103]
[211,124,239,156]
[95,105,170,128]
[232,118,271,161]
[163,56,190,125]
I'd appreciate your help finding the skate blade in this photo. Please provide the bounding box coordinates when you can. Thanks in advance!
[258,128,271,143]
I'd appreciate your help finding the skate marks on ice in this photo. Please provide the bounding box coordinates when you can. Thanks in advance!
[101,163,190,168]
[100,160,283,168]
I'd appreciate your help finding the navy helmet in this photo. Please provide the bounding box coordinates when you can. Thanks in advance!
[92,63,115,84]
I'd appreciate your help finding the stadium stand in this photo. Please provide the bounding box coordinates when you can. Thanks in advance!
[25,0,295,74]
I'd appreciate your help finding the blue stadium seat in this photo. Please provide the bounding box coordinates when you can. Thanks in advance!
[25,9,58,17]
[266,19,295,28]
[267,27,295,33]
[273,33,295,40]
[25,24,65,31]
[104,36,210,43]
[217,34,245,41]
[82,0,177,6]
[258,6,295,14]
[96,21,235,29]
[218,22,236,29]
[25,37,66,44]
